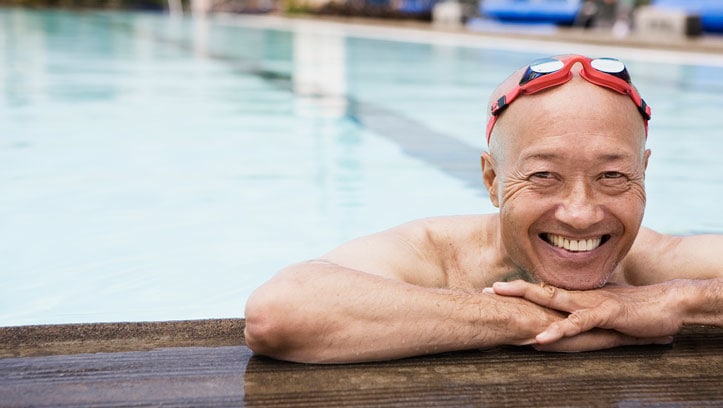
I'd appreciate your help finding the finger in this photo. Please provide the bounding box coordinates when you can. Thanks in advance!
[490,280,532,296]
[532,334,604,352]
[533,330,674,353]
[493,280,576,312]
[533,329,621,352]
[536,309,602,344]
[600,334,674,349]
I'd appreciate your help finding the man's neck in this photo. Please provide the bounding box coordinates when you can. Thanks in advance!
[500,269,537,284]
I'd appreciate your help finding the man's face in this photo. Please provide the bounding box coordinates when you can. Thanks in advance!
[483,76,650,290]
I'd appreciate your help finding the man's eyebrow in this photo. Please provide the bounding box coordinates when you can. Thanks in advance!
[521,152,560,161]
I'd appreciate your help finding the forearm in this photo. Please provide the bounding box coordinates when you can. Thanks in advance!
[679,278,723,327]
[244,260,532,363]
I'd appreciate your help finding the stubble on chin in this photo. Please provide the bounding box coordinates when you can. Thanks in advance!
[500,269,537,284]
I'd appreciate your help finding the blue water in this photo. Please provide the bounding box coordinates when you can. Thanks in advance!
[1,9,722,326]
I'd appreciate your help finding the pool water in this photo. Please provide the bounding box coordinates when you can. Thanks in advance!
[1,9,722,326]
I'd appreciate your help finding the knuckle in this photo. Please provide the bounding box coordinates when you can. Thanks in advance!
[566,311,587,327]
[539,282,558,299]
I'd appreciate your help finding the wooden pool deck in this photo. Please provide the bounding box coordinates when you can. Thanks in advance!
[1,319,722,407]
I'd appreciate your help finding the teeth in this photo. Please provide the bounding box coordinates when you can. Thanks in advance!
[545,234,602,252]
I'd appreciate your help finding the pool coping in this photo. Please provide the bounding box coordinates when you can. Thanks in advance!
[0,319,246,358]
[3,322,722,407]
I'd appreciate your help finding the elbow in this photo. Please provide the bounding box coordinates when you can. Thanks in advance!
[244,289,290,359]
[243,262,343,363]
[243,275,322,363]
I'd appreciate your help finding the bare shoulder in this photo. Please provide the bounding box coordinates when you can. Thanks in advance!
[321,214,497,288]
[622,227,679,285]
[624,227,723,285]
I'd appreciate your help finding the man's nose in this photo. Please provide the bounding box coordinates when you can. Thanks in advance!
[554,180,604,230]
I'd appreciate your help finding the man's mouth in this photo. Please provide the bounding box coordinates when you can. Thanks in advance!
[541,233,610,252]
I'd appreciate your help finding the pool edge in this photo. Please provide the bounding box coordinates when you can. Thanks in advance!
[0,318,246,358]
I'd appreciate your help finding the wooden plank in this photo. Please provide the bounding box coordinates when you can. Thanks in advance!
[0,319,245,358]
[1,322,721,407]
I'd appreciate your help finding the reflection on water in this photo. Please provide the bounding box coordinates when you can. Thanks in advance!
[1,9,722,327]
[293,28,348,118]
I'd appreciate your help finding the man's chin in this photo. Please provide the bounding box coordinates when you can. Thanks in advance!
[531,247,618,290]
[534,271,610,290]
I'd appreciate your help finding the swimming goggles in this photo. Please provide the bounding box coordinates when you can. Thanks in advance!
[486,55,651,143]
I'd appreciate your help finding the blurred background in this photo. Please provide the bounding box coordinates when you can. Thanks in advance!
[3,0,723,36]
[1,0,722,327]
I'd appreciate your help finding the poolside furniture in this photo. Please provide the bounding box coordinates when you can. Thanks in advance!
[397,0,437,14]
[480,0,583,26]
[652,0,723,33]
[635,5,703,38]
[433,0,477,26]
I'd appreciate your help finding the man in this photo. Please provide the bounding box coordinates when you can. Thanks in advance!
[244,55,723,363]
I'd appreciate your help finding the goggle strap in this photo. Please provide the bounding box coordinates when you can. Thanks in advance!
[485,116,496,143]
[521,70,573,94]
[492,95,508,116]
[639,99,651,120]
[579,69,628,94]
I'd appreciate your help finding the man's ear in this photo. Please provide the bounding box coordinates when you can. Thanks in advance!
[481,152,500,208]
[643,148,651,171]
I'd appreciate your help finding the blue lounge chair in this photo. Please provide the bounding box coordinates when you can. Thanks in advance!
[480,0,582,26]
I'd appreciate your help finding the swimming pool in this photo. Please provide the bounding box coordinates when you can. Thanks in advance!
[2,9,722,327]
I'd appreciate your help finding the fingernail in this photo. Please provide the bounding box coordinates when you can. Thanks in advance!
[482,287,494,294]
[536,331,554,344]
[657,336,674,345]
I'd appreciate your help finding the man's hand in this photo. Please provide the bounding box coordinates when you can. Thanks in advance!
[489,280,683,348]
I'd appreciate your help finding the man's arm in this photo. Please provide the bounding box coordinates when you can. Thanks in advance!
[245,259,566,362]
[244,218,564,363]
[244,219,677,362]
[490,228,723,347]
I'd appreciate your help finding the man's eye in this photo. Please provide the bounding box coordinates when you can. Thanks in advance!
[601,171,624,179]
[531,172,554,179]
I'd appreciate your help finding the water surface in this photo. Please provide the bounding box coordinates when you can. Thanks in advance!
[1,9,722,326]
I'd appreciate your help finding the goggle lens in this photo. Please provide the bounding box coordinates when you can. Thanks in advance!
[529,58,564,74]
[521,58,564,85]
[591,58,630,82]
[521,57,631,86]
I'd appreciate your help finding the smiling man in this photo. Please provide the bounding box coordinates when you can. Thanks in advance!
[483,55,651,292]
[244,55,723,363]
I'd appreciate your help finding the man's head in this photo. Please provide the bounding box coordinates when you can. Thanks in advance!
[481,55,652,290]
